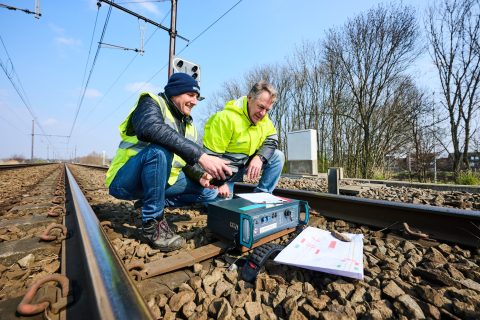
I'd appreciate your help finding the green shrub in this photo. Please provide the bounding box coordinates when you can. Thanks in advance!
[371,168,391,180]
[282,160,288,173]
[457,170,480,185]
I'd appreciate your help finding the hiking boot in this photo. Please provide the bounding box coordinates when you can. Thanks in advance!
[142,217,185,252]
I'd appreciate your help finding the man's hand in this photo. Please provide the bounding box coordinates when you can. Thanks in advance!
[246,155,263,181]
[217,184,230,198]
[199,173,215,189]
[198,153,232,180]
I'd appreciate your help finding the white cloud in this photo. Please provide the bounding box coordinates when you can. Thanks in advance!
[138,2,161,16]
[126,0,162,16]
[56,37,82,46]
[49,23,65,35]
[125,82,160,94]
[42,118,58,127]
[85,88,102,98]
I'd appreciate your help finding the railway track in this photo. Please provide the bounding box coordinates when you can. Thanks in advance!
[235,184,480,248]
[0,163,479,319]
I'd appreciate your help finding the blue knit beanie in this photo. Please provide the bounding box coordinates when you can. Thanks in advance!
[164,73,202,100]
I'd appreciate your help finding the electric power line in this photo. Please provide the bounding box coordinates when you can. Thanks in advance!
[84,0,243,135]
[81,9,171,130]
[80,24,163,125]
[0,2,41,18]
[76,4,102,116]
[0,114,26,133]
[117,0,169,4]
[178,0,243,54]
[0,34,52,146]
[91,0,243,130]
[68,3,113,140]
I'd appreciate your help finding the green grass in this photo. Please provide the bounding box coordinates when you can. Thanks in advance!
[457,170,480,185]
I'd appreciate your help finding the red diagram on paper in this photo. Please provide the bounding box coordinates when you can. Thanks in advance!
[294,238,344,255]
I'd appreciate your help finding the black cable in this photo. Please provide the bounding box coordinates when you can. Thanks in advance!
[177,0,244,55]
[117,0,168,4]
[0,3,40,17]
[0,114,26,133]
[0,34,52,145]
[82,10,170,130]
[68,3,113,140]
[84,0,244,134]
[75,6,101,116]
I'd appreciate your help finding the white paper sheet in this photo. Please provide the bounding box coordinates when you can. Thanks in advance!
[274,226,364,280]
[236,192,288,204]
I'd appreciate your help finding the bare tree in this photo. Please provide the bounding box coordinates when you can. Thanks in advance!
[426,0,480,179]
[399,83,437,181]
[287,41,328,165]
[324,4,421,178]
[323,45,359,172]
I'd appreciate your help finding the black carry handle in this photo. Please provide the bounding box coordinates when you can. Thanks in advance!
[241,243,285,282]
[210,164,239,186]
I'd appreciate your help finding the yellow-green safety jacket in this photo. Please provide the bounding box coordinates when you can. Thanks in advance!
[203,96,277,165]
[105,92,198,187]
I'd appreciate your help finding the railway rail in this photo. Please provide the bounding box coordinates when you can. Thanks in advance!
[235,183,480,248]
[0,163,479,319]
[0,163,53,170]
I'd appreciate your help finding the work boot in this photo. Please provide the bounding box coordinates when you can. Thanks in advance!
[142,217,185,252]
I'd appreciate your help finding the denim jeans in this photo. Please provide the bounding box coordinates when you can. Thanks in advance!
[109,144,218,222]
[225,149,285,196]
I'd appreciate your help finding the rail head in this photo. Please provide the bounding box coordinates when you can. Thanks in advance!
[64,165,153,319]
[235,183,480,248]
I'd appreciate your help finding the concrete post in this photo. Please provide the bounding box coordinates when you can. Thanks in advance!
[328,167,340,194]
[287,129,318,175]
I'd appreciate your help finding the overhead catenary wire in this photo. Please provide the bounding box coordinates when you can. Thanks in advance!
[99,41,145,53]
[0,114,26,133]
[117,0,169,4]
[0,34,52,146]
[0,3,41,18]
[75,4,102,118]
[86,0,244,135]
[81,9,171,129]
[99,17,146,54]
[68,3,113,141]
[178,0,243,54]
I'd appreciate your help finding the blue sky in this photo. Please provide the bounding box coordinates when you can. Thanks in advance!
[0,0,434,160]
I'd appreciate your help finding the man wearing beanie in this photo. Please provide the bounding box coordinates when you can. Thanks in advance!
[105,73,232,252]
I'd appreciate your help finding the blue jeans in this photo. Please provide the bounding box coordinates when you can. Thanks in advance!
[109,144,218,222]
[225,149,285,196]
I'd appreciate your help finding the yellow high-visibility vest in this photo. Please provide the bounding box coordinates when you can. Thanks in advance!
[105,92,197,187]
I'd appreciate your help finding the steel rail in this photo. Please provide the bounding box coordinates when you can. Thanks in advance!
[64,165,153,319]
[344,177,480,193]
[66,162,480,247]
[234,183,480,248]
[72,163,109,170]
[0,163,53,170]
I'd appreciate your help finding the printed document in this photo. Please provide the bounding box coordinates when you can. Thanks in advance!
[236,192,288,204]
[274,226,364,280]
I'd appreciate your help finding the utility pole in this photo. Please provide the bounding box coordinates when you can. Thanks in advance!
[433,91,437,183]
[168,0,177,77]
[31,120,34,161]
[99,0,188,80]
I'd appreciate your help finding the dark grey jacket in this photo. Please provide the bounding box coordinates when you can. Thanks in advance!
[128,93,204,182]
